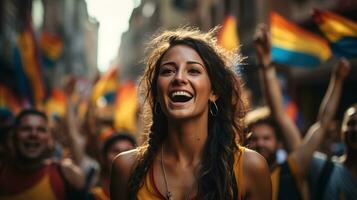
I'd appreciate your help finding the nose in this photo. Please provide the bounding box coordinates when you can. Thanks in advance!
[28,128,40,137]
[172,69,188,85]
[257,139,265,147]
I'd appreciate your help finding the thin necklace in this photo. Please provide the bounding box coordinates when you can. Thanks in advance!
[161,144,196,200]
[161,144,173,200]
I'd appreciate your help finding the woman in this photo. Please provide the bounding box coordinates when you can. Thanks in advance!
[110,27,271,200]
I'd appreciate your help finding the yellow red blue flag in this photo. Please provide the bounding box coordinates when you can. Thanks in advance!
[313,9,357,58]
[271,12,331,68]
[114,80,138,134]
[0,85,20,114]
[217,15,240,51]
[15,27,45,107]
[91,68,119,106]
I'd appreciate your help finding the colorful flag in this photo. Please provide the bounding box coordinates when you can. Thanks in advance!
[217,15,240,51]
[0,85,21,114]
[15,27,45,107]
[40,32,63,67]
[45,88,67,118]
[271,12,331,68]
[91,68,119,106]
[114,80,138,134]
[313,9,357,58]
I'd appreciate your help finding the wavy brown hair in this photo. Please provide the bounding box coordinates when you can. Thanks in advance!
[128,27,246,199]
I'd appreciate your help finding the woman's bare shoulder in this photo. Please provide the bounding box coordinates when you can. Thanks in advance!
[242,148,272,199]
[243,148,269,172]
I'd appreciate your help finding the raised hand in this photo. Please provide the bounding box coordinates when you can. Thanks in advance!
[334,58,350,80]
[254,24,272,67]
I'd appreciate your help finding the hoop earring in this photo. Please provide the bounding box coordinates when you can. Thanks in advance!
[154,102,161,115]
[209,101,219,116]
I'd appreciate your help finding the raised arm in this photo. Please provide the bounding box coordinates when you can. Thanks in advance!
[254,24,301,152]
[64,79,86,166]
[291,59,350,175]
[317,58,350,125]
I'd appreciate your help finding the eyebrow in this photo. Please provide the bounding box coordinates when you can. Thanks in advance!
[160,61,205,68]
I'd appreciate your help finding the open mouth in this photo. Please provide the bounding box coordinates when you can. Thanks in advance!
[24,141,41,149]
[170,91,193,103]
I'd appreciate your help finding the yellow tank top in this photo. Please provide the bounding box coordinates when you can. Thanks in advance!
[137,146,246,200]
[0,163,64,200]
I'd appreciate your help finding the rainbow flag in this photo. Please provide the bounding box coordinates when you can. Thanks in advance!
[271,12,331,68]
[313,10,357,58]
[15,27,45,107]
[0,85,21,114]
[114,80,138,134]
[45,88,67,118]
[40,32,63,67]
[91,68,119,106]
[217,15,240,51]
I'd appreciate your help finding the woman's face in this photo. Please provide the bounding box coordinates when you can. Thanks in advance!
[156,44,217,120]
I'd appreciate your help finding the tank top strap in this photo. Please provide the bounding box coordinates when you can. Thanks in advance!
[234,146,246,200]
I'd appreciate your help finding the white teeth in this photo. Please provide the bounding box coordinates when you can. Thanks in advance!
[172,91,192,98]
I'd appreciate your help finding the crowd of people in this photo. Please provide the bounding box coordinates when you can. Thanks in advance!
[0,25,356,200]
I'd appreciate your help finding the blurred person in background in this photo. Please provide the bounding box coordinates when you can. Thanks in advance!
[0,110,14,165]
[110,27,271,200]
[308,104,357,200]
[251,24,350,200]
[90,132,136,200]
[318,120,346,158]
[0,109,85,199]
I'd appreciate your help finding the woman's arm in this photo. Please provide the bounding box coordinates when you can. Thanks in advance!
[110,149,138,200]
[244,149,272,200]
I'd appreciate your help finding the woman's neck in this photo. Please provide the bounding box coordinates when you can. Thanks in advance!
[164,116,208,167]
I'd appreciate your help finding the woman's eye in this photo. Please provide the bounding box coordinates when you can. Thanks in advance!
[160,68,175,75]
[188,68,201,75]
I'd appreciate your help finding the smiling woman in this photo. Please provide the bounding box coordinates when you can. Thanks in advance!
[156,44,215,120]
[110,27,272,200]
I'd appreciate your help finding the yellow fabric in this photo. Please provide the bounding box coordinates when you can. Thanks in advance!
[233,146,245,199]
[0,174,56,200]
[91,187,110,200]
[136,171,163,200]
[286,156,304,197]
[270,166,281,200]
[270,155,302,200]
[137,146,246,199]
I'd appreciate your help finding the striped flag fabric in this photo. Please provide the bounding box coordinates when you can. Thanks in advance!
[45,88,67,118]
[40,32,64,67]
[15,27,45,107]
[91,68,119,107]
[271,12,331,68]
[313,9,357,58]
[217,15,240,51]
[114,80,138,134]
[0,84,21,114]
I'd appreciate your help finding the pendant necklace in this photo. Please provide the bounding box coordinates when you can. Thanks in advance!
[161,143,173,200]
[161,144,197,200]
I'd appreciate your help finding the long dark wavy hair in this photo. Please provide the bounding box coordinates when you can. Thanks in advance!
[128,27,247,199]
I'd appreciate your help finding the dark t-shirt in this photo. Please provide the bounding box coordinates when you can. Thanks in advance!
[308,153,357,200]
